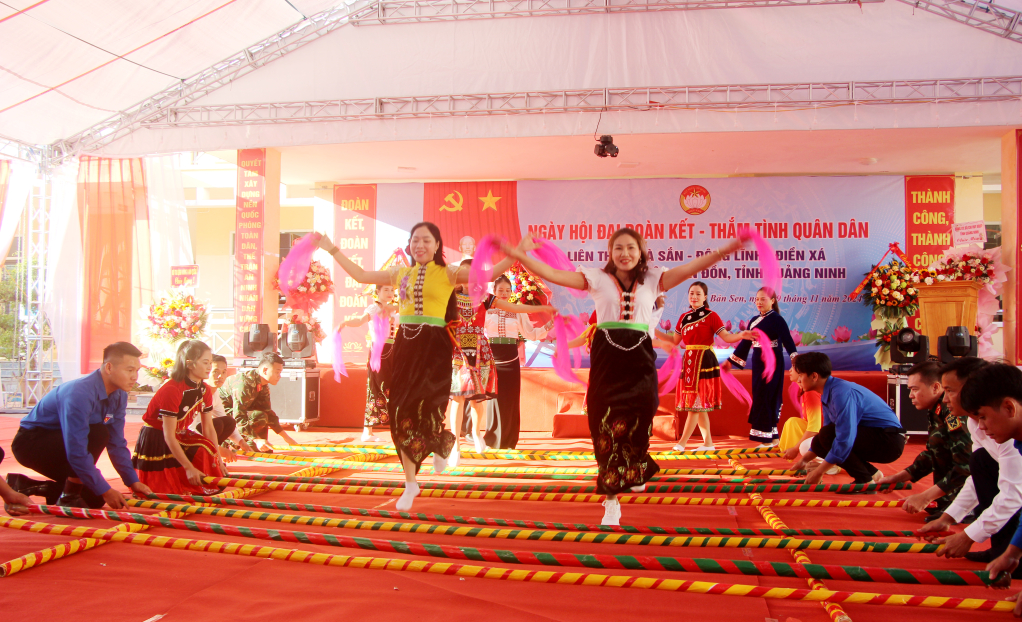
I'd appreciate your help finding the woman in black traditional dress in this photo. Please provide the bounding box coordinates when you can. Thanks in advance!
[317,224,517,511]
[724,287,798,447]
[339,285,399,442]
[506,228,746,525]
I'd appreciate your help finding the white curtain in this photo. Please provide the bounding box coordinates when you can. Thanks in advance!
[143,154,194,291]
[0,159,35,263]
[43,162,83,383]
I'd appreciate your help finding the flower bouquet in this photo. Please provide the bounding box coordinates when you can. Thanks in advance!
[507,263,553,327]
[859,259,919,320]
[145,290,209,343]
[141,357,174,386]
[273,259,334,315]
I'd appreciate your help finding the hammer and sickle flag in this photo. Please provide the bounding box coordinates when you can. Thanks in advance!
[425,181,522,264]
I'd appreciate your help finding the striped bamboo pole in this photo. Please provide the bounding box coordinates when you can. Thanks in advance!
[279,444,783,461]
[120,500,941,556]
[302,443,782,457]
[238,452,802,477]
[731,457,851,622]
[203,476,903,509]
[225,472,908,495]
[143,493,945,538]
[30,504,955,575]
[0,462,343,577]
[241,453,799,482]
[0,516,1006,612]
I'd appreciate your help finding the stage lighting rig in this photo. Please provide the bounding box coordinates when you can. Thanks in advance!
[938,326,977,362]
[889,327,929,375]
[594,135,619,158]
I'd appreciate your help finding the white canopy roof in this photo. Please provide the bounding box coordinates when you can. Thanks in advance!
[1,0,1020,176]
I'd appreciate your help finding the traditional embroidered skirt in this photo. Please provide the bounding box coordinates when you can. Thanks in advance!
[451,327,497,400]
[586,327,661,495]
[364,341,394,427]
[388,321,456,471]
[748,346,785,442]
[485,340,521,449]
[132,424,222,495]
[676,345,722,413]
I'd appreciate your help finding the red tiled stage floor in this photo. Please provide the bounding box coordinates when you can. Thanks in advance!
[0,415,1005,622]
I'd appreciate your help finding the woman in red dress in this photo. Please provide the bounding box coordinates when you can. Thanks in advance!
[132,340,225,495]
[672,282,749,452]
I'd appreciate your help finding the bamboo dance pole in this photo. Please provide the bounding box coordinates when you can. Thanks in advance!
[225,472,908,495]
[731,457,851,622]
[279,444,783,461]
[300,443,782,458]
[237,452,803,477]
[117,501,938,553]
[202,476,904,508]
[28,504,958,577]
[0,462,343,577]
[142,493,946,538]
[0,516,1007,612]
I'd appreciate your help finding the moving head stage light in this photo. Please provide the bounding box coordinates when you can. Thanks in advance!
[594,135,619,158]
[890,327,929,375]
[938,325,977,362]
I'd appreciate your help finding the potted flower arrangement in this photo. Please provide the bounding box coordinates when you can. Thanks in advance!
[138,290,210,387]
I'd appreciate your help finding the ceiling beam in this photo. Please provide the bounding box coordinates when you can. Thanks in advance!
[140,75,1022,128]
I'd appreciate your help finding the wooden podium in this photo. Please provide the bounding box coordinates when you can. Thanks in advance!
[916,281,982,355]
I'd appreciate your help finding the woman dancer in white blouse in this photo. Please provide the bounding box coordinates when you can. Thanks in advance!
[483,275,553,450]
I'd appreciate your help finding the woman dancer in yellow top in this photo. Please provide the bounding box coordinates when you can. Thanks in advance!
[317,224,517,511]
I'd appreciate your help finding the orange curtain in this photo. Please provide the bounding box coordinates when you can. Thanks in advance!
[77,156,150,373]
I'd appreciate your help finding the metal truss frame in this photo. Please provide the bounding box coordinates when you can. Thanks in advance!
[896,0,1022,44]
[48,0,880,164]
[0,134,44,164]
[140,75,1022,128]
[22,177,53,406]
[349,0,877,25]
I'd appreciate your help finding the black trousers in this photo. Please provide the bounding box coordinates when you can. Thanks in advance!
[11,424,110,508]
[969,448,1022,555]
[810,423,907,483]
[197,416,237,446]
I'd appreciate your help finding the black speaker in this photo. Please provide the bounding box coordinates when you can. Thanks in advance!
[269,368,320,430]
[887,374,929,434]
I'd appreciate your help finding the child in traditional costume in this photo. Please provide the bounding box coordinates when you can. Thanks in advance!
[340,285,399,442]
[132,340,225,495]
[506,228,746,525]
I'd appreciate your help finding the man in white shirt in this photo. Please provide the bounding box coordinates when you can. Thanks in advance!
[920,357,1022,565]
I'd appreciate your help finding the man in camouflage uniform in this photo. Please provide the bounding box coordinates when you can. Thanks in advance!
[220,352,297,451]
[878,360,971,520]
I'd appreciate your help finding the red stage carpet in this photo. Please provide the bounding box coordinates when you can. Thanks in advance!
[0,412,1007,622]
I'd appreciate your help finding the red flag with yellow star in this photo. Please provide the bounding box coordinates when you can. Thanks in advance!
[424,181,521,263]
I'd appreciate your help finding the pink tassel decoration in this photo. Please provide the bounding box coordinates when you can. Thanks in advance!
[332,330,349,383]
[368,314,388,373]
[657,348,683,396]
[738,227,782,295]
[720,368,752,413]
[277,234,319,295]
[468,234,503,308]
[788,381,804,418]
[752,328,776,383]
[529,239,588,298]
[553,315,587,386]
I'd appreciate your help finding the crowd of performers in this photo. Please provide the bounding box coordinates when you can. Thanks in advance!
[6,222,1022,611]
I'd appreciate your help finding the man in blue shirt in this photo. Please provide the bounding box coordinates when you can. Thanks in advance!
[7,342,152,508]
[956,362,1022,610]
[791,352,907,486]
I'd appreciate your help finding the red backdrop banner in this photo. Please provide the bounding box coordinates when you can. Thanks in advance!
[77,156,148,373]
[234,149,266,356]
[424,181,521,263]
[333,184,377,365]
[904,175,955,269]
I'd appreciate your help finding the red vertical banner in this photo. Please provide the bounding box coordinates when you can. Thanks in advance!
[424,181,521,263]
[904,175,955,331]
[78,157,147,373]
[904,175,955,268]
[333,184,376,365]
[234,149,266,356]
